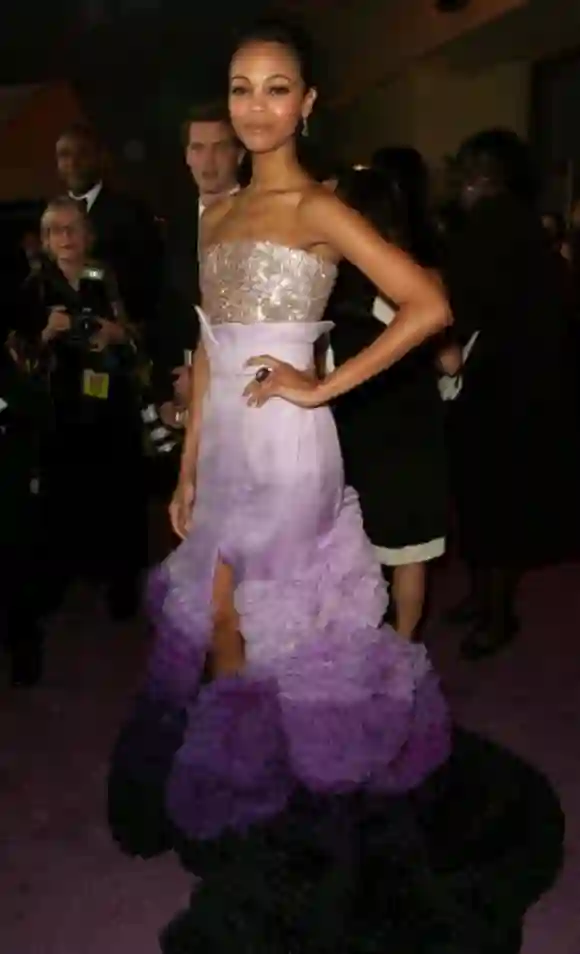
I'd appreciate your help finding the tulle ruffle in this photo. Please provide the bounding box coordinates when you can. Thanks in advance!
[110,485,450,845]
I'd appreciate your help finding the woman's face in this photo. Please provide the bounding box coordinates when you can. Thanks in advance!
[229,40,316,155]
[44,206,89,264]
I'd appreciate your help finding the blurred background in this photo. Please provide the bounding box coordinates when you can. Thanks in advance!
[2,0,580,213]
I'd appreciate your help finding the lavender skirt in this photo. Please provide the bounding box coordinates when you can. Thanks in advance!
[109,320,450,848]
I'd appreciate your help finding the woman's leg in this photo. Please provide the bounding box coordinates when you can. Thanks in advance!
[392,562,427,639]
[209,559,245,677]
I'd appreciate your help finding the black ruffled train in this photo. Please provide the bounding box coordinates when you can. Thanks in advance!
[109,727,564,953]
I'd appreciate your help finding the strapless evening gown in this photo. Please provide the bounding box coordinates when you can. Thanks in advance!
[109,239,450,844]
[108,242,563,953]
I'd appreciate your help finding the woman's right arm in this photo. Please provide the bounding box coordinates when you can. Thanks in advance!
[177,339,209,487]
[176,195,231,484]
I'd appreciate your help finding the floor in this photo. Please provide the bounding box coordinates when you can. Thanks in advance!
[1,560,579,953]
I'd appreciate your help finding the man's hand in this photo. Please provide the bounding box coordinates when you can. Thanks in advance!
[42,307,71,343]
[159,400,186,429]
[172,365,192,407]
[90,319,126,351]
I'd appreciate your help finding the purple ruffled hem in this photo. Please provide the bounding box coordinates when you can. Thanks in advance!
[118,485,452,842]
[162,654,451,841]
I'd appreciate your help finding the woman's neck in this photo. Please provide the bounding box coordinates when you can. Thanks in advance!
[250,144,306,192]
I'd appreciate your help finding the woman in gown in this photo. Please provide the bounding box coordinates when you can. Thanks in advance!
[109,21,564,952]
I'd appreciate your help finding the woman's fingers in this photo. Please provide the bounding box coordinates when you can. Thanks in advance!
[244,370,279,406]
[245,354,280,370]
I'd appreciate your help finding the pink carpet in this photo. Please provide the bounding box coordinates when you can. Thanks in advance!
[1,561,578,953]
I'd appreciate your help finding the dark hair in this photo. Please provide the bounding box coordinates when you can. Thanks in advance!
[180,100,233,146]
[371,147,430,215]
[456,128,539,203]
[336,168,407,246]
[231,18,316,89]
[374,147,438,266]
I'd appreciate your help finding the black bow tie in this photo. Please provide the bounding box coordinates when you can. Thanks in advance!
[73,196,88,211]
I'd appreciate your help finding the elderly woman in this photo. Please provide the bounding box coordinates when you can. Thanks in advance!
[14,196,147,621]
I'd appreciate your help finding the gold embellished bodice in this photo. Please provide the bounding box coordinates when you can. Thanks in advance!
[201,239,337,325]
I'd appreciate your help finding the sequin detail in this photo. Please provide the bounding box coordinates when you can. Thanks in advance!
[201,240,337,325]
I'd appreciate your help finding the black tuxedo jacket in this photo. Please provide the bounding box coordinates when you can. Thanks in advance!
[152,186,201,403]
[88,184,163,332]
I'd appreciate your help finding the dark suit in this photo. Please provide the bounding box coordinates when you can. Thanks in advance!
[151,186,201,404]
[88,184,163,334]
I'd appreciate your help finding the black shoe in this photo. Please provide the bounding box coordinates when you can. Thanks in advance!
[444,597,484,626]
[106,579,141,622]
[460,616,519,661]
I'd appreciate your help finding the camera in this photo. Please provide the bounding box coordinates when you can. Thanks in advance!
[69,265,112,343]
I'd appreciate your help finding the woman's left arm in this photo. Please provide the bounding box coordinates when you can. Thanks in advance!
[304,190,450,402]
[246,189,450,407]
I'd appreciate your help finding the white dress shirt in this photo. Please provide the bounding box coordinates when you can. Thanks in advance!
[69,180,103,212]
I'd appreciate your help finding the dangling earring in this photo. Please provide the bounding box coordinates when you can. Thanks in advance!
[301,116,309,138]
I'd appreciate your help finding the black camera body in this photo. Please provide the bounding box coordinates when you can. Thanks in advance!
[69,310,101,340]
[68,265,112,344]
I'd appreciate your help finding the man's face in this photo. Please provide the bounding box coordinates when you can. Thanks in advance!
[185,120,241,197]
[56,133,102,195]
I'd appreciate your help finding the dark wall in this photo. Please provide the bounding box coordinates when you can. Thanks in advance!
[68,4,266,210]
[532,47,580,208]
[1,3,342,210]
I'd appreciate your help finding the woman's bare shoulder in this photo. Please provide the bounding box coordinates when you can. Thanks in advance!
[200,193,238,248]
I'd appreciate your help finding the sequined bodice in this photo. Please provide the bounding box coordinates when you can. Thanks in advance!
[201,240,337,325]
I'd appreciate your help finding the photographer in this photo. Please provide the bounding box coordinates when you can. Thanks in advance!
[15,196,147,620]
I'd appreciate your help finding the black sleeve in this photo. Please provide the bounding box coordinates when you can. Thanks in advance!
[149,216,200,404]
[442,217,498,344]
[150,285,199,404]
[11,273,48,341]
[108,196,164,333]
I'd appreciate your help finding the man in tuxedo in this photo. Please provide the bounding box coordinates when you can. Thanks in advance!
[154,101,243,425]
[55,123,162,334]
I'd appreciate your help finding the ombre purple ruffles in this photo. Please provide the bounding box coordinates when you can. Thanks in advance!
[114,316,451,844]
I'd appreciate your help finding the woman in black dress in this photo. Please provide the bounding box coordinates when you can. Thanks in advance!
[443,129,580,659]
[326,156,447,637]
